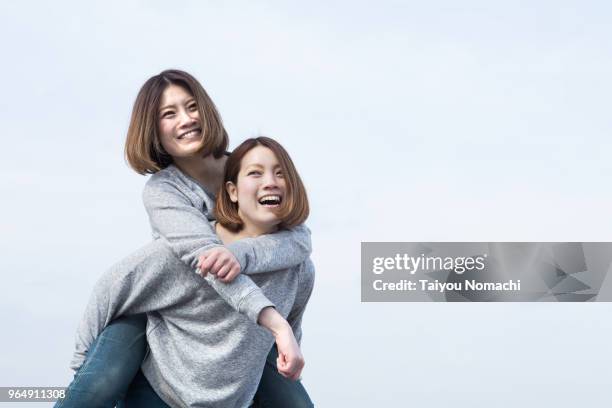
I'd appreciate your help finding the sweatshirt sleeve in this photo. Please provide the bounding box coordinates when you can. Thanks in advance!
[286,258,315,345]
[142,178,224,269]
[143,177,312,274]
[70,240,274,372]
[226,224,312,275]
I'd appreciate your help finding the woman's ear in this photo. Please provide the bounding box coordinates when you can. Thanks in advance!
[226,181,238,203]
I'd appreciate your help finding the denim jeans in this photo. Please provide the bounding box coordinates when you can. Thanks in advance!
[117,369,169,408]
[253,344,314,408]
[57,315,313,407]
[55,314,149,408]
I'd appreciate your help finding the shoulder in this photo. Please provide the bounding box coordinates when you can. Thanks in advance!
[144,167,180,196]
[146,165,181,188]
[143,166,193,206]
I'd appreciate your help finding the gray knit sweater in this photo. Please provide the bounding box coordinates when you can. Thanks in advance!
[70,165,314,407]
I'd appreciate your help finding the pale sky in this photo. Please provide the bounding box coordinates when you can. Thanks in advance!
[1,1,612,406]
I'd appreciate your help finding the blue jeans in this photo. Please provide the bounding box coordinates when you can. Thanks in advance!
[117,369,169,408]
[57,315,313,407]
[55,314,149,408]
[253,344,314,408]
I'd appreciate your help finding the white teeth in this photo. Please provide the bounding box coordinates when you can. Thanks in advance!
[259,195,281,205]
[178,129,199,139]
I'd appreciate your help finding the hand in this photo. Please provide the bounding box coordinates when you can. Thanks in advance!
[274,325,305,380]
[197,247,241,283]
[257,307,304,380]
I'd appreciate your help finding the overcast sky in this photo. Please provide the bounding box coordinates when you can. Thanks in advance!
[1,1,612,406]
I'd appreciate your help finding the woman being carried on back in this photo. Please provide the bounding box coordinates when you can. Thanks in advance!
[57,70,314,407]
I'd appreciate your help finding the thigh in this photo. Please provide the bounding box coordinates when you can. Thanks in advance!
[55,314,148,408]
[253,345,314,408]
[118,369,170,408]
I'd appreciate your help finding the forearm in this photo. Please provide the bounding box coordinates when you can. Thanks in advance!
[257,306,292,336]
[203,273,275,323]
[227,224,312,275]
[145,179,312,274]
[259,306,305,380]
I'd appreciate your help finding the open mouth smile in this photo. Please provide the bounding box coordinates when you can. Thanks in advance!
[258,195,282,207]
[177,128,201,140]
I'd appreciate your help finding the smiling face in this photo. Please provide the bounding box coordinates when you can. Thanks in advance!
[225,145,286,234]
[158,84,204,159]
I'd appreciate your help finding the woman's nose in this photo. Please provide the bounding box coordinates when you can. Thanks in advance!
[178,109,197,127]
[262,173,279,188]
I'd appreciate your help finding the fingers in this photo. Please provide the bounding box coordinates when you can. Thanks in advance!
[199,249,229,276]
[197,248,241,281]
[199,252,218,275]
[197,254,208,277]
[212,255,236,279]
[293,359,305,380]
[216,264,231,281]
[276,352,304,380]
[276,354,291,378]
[287,356,304,380]
[220,264,241,283]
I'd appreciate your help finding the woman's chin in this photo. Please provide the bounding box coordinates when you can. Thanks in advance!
[167,142,204,158]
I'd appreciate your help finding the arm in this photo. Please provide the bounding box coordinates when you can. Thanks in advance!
[143,177,311,274]
[226,224,312,275]
[141,178,286,321]
[143,179,224,269]
[70,240,274,371]
[254,259,315,380]
[257,307,304,380]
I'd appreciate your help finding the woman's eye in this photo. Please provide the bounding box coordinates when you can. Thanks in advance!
[188,104,197,111]
[162,111,174,118]
[276,171,284,178]
[248,171,262,176]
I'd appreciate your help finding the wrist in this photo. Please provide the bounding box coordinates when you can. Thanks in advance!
[272,321,292,339]
[257,307,290,337]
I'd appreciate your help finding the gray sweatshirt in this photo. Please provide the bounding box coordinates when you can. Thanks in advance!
[70,164,314,407]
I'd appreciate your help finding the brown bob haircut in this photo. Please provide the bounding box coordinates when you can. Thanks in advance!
[125,69,228,174]
[215,137,309,232]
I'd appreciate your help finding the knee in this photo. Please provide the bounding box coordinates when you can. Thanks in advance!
[71,360,135,404]
[58,369,126,407]
[104,314,147,348]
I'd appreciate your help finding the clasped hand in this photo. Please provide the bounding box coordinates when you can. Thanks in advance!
[197,247,241,283]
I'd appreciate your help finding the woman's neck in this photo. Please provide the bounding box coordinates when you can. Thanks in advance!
[174,154,227,195]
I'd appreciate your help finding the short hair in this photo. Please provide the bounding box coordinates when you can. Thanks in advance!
[215,137,309,232]
[125,69,228,174]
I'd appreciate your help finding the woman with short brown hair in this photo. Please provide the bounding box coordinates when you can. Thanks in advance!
[124,69,228,175]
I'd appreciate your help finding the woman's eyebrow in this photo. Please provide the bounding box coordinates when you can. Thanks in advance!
[160,98,195,112]
[159,104,175,112]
